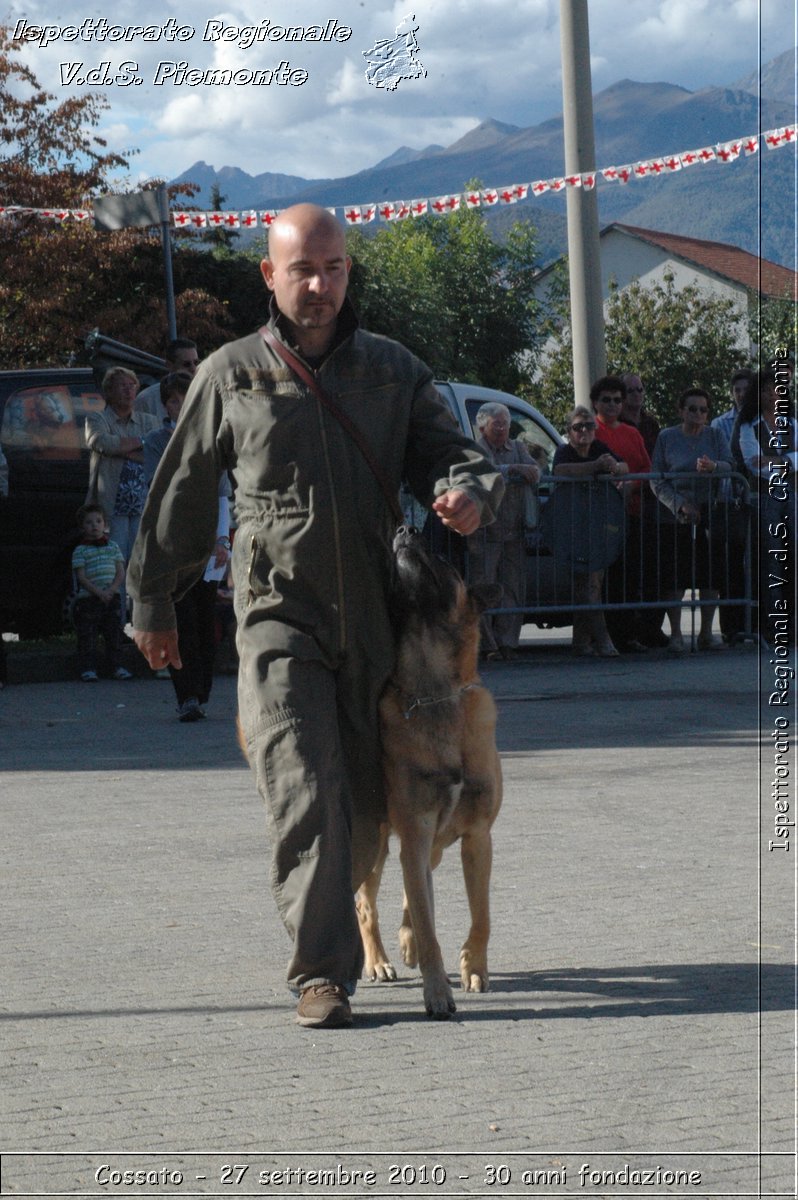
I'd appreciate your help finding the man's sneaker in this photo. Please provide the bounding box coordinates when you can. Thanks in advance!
[113,667,133,680]
[296,984,353,1028]
[177,697,204,723]
[80,670,99,682]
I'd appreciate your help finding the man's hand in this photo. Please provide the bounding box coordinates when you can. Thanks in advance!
[432,489,481,536]
[133,629,182,670]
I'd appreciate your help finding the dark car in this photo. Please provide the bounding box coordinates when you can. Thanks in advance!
[0,368,108,636]
[0,337,167,637]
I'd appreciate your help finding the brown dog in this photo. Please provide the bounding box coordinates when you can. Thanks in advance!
[356,526,503,1018]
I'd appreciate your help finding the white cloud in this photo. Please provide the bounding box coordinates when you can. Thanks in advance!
[4,0,784,183]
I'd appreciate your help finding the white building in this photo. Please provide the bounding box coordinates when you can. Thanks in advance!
[533,222,797,355]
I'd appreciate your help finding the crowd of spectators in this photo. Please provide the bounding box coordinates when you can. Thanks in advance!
[0,344,792,692]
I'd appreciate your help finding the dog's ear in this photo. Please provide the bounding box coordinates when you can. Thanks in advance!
[467,582,503,614]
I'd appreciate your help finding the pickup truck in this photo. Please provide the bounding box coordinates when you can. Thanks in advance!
[0,365,564,638]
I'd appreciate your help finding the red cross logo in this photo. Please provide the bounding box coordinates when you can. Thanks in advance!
[532,181,547,194]
[191,215,206,227]
[432,199,446,212]
[681,152,697,165]
[174,213,190,226]
[665,158,680,170]
[261,212,277,225]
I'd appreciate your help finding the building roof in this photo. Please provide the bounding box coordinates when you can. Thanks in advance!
[607,223,797,300]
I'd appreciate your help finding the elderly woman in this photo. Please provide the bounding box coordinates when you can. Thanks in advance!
[85,368,160,623]
[466,401,540,660]
[650,387,733,653]
[552,405,628,656]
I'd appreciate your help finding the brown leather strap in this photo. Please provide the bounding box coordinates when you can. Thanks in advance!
[260,325,404,525]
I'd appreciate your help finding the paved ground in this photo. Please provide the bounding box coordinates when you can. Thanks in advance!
[1,635,794,1198]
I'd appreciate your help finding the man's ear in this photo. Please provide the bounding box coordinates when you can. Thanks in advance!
[260,259,275,291]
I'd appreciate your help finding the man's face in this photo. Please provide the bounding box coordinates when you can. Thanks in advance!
[260,220,351,336]
[622,375,644,420]
[730,378,749,410]
[481,412,511,449]
[170,348,199,375]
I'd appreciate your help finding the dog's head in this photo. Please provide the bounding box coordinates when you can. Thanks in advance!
[389,526,501,633]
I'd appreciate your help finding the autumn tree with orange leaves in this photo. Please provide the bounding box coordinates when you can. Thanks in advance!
[0,28,263,368]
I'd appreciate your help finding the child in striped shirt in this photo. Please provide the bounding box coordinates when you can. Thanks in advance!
[71,503,132,682]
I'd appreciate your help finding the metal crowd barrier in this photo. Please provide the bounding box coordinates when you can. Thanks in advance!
[449,470,755,640]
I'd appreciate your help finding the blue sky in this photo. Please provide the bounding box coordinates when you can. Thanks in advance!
[6,0,794,185]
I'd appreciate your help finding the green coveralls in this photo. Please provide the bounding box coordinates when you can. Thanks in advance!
[128,302,504,994]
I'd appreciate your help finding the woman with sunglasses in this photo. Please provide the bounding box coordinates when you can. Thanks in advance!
[650,387,733,653]
[552,405,628,657]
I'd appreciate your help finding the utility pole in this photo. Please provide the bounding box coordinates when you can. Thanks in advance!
[559,0,605,400]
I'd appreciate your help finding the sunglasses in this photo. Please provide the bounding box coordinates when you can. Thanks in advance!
[570,422,596,432]
[596,395,622,404]
[685,404,709,414]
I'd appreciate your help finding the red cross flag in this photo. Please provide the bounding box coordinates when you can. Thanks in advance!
[716,142,741,162]
[260,210,279,226]
[361,205,377,223]
[344,207,363,224]
[173,212,191,227]
[190,213,207,228]
[241,211,259,227]
[73,210,91,221]
[616,166,632,184]
[548,177,566,192]
[411,199,428,216]
[663,156,682,172]
[482,189,499,205]
[224,213,240,227]
[743,137,759,155]
[396,203,411,220]
[581,173,596,190]
[531,180,549,195]
[697,146,717,163]
[379,203,396,221]
[498,188,517,204]
[680,150,699,167]
[465,192,481,207]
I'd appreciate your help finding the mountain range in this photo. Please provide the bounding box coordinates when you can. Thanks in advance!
[172,51,797,268]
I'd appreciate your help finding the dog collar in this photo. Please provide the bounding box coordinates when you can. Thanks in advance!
[394,682,475,721]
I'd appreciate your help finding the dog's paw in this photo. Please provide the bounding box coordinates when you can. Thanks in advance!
[460,949,489,992]
[364,959,398,983]
[461,970,490,993]
[399,925,418,968]
[424,977,457,1019]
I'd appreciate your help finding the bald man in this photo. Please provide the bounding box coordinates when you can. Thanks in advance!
[128,204,503,1028]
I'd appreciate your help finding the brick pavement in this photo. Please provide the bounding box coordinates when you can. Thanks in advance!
[1,642,794,1198]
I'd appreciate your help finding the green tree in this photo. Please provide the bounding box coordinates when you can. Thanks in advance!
[201,183,240,249]
[532,271,748,430]
[345,197,542,393]
[749,290,797,368]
